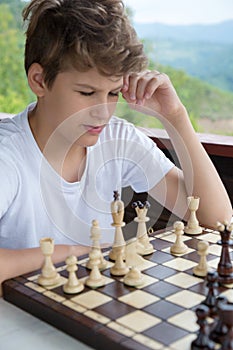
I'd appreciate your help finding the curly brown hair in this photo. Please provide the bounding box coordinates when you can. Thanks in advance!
[23,0,148,88]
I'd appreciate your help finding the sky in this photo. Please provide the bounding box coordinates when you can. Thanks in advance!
[123,0,233,25]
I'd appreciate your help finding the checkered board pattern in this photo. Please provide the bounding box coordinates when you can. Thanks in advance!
[3,228,233,350]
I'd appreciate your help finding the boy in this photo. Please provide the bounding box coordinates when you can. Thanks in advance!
[0,0,232,295]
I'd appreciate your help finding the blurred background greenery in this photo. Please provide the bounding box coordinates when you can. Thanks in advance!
[0,0,232,135]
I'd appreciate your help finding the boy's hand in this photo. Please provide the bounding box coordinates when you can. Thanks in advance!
[121,70,185,123]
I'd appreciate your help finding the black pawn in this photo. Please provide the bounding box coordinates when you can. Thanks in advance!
[191,304,215,350]
[217,223,233,285]
[210,296,228,343]
[202,270,219,316]
[218,302,233,350]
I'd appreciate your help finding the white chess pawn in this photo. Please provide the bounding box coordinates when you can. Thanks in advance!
[110,246,129,276]
[170,221,188,255]
[38,237,61,287]
[184,196,202,235]
[193,241,209,277]
[86,220,108,270]
[63,255,84,294]
[85,249,106,288]
[123,266,144,287]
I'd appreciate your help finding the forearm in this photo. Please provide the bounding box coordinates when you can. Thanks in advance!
[122,69,232,226]
[0,244,90,297]
[163,107,232,226]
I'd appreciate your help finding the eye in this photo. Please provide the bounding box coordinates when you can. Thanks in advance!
[109,91,120,97]
[79,91,94,96]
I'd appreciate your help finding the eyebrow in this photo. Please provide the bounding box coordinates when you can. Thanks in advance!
[74,83,123,91]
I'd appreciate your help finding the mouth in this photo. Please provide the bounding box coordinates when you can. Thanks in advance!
[83,124,105,135]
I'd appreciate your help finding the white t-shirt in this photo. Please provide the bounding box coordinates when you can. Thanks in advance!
[0,103,174,248]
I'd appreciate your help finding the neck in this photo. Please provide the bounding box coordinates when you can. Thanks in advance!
[28,104,54,153]
[28,104,87,183]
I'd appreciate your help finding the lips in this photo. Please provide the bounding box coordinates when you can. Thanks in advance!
[84,125,105,134]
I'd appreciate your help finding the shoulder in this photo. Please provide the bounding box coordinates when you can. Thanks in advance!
[0,111,25,144]
[0,106,32,169]
[0,103,36,148]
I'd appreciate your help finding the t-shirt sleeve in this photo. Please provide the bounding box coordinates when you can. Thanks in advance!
[0,156,19,219]
[120,126,174,192]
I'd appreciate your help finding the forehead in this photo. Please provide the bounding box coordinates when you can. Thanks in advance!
[61,68,123,87]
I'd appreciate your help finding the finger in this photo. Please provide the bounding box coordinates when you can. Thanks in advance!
[143,76,161,100]
[135,75,152,103]
[127,73,141,101]
[121,75,129,93]
[144,72,167,99]
[134,71,161,103]
[129,71,162,104]
[121,75,135,103]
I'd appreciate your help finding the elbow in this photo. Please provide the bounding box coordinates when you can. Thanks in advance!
[0,275,4,298]
[200,205,233,230]
[213,201,233,227]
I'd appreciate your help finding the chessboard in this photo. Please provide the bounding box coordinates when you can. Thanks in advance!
[2,226,233,350]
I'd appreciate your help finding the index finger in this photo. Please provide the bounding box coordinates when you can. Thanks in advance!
[121,75,130,92]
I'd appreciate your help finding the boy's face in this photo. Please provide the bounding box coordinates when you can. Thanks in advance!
[42,68,123,147]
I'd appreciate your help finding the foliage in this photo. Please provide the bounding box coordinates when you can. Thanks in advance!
[0,0,232,136]
[0,0,26,29]
[155,64,233,122]
[143,37,233,94]
[0,3,34,113]
[115,98,164,130]
[120,61,233,132]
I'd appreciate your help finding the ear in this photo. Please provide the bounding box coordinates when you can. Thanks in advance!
[27,63,46,97]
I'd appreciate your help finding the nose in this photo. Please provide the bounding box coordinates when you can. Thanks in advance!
[89,102,112,121]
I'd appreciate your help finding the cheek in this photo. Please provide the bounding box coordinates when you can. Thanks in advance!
[60,97,89,120]
[108,98,118,115]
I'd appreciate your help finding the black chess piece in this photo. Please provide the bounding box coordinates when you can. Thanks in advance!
[218,302,233,350]
[202,270,219,316]
[191,304,215,350]
[210,296,228,343]
[113,190,120,201]
[217,222,233,285]
[132,200,151,210]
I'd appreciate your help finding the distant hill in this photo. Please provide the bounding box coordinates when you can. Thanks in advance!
[134,21,233,93]
[134,20,233,44]
[144,38,233,93]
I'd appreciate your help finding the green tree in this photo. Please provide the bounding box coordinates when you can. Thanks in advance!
[0,3,33,113]
[0,0,26,29]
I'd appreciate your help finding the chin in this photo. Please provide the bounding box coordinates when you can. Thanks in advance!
[78,134,99,147]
